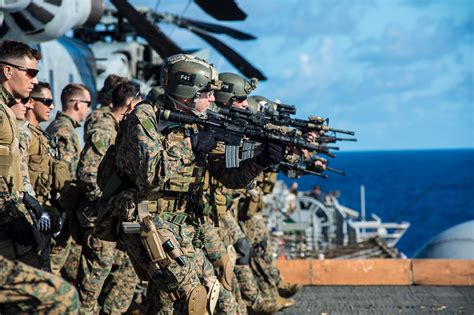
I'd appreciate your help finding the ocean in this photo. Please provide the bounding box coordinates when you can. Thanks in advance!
[280,149,474,257]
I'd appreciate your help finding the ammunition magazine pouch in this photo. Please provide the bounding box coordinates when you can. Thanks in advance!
[212,253,233,291]
[214,193,228,216]
[234,237,251,265]
[187,284,207,315]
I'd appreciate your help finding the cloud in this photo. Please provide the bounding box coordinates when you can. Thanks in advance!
[352,16,473,65]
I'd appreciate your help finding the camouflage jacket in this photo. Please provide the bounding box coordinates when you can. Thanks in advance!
[83,106,111,142]
[77,109,118,198]
[18,121,36,196]
[46,111,81,180]
[0,86,23,193]
[114,94,265,208]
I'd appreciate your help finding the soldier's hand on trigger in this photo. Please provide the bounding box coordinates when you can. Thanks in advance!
[191,131,217,154]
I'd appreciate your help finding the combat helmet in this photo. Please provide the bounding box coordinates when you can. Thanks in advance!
[215,73,258,105]
[145,86,165,105]
[247,95,272,113]
[160,54,221,99]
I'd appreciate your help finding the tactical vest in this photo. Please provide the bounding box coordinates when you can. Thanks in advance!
[154,123,206,213]
[27,125,53,201]
[0,103,23,192]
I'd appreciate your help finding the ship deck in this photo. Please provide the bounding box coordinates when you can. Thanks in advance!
[281,285,474,314]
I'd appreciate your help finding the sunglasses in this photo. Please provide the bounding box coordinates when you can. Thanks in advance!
[0,61,39,78]
[31,96,54,106]
[70,99,92,107]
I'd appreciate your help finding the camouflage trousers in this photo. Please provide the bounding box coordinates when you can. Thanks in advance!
[219,210,273,315]
[0,254,79,313]
[240,212,280,304]
[123,213,202,314]
[50,236,82,283]
[76,229,138,314]
[199,221,238,315]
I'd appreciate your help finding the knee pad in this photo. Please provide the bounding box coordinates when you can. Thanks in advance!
[207,278,221,315]
[234,237,251,265]
[212,254,233,291]
[187,284,207,315]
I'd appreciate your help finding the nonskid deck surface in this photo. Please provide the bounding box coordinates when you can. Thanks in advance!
[280,286,474,314]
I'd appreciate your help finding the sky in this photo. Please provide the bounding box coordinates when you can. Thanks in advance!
[129,0,474,151]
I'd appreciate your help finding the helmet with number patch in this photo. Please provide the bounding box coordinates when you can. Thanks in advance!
[215,73,258,105]
[160,54,221,99]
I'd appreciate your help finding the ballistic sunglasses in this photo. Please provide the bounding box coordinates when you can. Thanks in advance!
[31,96,54,106]
[0,61,39,78]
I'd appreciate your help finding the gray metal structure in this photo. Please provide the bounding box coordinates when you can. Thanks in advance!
[266,181,410,258]
[415,220,474,259]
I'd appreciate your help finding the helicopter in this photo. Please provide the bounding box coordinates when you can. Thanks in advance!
[0,0,266,111]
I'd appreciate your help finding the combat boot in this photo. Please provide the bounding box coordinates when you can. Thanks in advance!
[253,296,296,314]
[276,296,296,310]
[278,281,302,298]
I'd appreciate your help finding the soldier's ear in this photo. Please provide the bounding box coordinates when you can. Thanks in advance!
[1,66,11,78]
[72,100,80,111]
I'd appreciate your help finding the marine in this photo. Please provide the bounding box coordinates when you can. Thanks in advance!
[76,81,141,314]
[0,254,80,314]
[0,39,79,313]
[97,54,277,314]
[46,83,91,282]
[19,81,69,271]
[0,40,44,269]
[212,72,295,314]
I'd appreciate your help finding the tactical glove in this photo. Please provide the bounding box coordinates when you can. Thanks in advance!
[257,143,284,167]
[37,212,51,233]
[22,193,51,233]
[191,131,217,155]
[47,207,62,233]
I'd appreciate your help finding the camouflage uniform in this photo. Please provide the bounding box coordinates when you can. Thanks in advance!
[99,95,265,314]
[46,111,82,282]
[239,171,283,304]
[0,254,79,313]
[75,108,138,314]
[18,121,61,271]
[210,175,272,315]
[0,87,41,268]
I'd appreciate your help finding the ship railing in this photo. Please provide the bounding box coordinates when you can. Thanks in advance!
[348,214,410,247]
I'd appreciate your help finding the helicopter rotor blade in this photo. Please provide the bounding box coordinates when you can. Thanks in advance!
[194,0,246,21]
[154,13,255,41]
[188,26,266,80]
[110,0,183,57]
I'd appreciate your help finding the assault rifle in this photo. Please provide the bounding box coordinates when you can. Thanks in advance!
[159,109,338,168]
[222,105,355,136]
[278,161,328,179]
